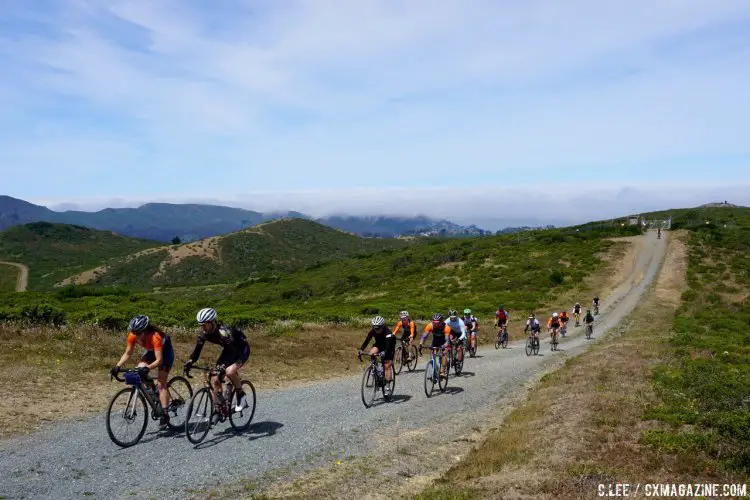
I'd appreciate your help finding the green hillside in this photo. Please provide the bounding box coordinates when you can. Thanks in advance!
[0,222,161,290]
[0,222,642,328]
[0,265,17,292]
[73,218,409,289]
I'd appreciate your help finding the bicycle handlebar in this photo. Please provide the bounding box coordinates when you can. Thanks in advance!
[183,365,226,379]
[110,368,153,383]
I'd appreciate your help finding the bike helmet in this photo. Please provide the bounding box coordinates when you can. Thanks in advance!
[498,305,503,310]
[432,312,443,322]
[372,316,386,326]
[528,314,534,320]
[128,315,150,332]
[196,307,217,324]
[553,312,559,318]
[463,308,471,315]
[400,310,409,318]
[448,309,458,319]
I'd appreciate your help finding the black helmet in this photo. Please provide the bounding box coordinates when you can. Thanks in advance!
[128,315,150,332]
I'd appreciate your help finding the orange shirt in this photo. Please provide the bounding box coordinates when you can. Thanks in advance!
[127,330,165,352]
[393,320,416,336]
[424,323,451,337]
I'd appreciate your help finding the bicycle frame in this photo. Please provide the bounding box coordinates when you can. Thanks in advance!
[118,371,162,418]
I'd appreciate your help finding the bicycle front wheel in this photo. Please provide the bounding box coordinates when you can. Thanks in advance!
[185,387,214,445]
[438,356,449,392]
[407,345,419,372]
[394,346,404,375]
[424,360,435,398]
[454,349,463,376]
[229,380,256,431]
[106,387,148,448]
[501,332,508,348]
[495,333,501,350]
[166,376,193,431]
[361,365,376,408]
[525,338,533,356]
[533,337,540,355]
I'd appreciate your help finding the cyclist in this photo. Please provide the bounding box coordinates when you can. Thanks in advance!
[184,308,251,413]
[547,312,562,344]
[593,296,600,314]
[358,316,396,391]
[392,310,416,346]
[462,309,479,352]
[495,305,509,331]
[445,310,467,365]
[419,313,451,378]
[524,313,541,342]
[573,302,582,326]
[111,315,174,429]
[583,308,595,335]
[559,310,570,336]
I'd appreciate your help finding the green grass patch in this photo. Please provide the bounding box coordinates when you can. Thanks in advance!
[0,264,18,292]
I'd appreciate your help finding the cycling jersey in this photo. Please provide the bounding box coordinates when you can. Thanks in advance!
[525,319,541,332]
[422,322,451,349]
[547,317,561,329]
[495,309,508,324]
[593,298,600,306]
[445,317,467,341]
[584,313,595,324]
[463,315,478,332]
[573,305,581,314]
[188,325,250,367]
[560,312,569,323]
[127,328,174,370]
[360,326,395,360]
[392,318,416,340]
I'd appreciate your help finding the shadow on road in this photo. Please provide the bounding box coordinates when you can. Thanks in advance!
[442,386,465,395]
[456,371,475,378]
[193,420,284,450]
[386,394,412,405]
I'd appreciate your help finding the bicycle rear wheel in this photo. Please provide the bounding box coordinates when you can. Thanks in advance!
[165,376,192,431]
[229,380,256,431]
[361,365,376,408]
[185,387,214,444]
[394,345,404,375]
[424,360,435,398]
[106,387,148,448]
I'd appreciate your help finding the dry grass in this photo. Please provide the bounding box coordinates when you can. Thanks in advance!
[413,231,746,499]
[0,322,363,439]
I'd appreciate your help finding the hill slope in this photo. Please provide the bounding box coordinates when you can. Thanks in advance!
[60,218,409,289]
[0,223,161,290]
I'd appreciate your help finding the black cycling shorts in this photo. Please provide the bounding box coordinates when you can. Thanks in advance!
[497,319,507,327]
[140,336,174,371]
[430,336,447,350]
[216,342,250,368]
[373,335,396,361]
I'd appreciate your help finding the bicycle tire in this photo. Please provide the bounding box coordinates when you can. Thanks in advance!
[454,348,463,376]
[165,376,193,431]
[533,337,540,355]
[228,380,256,431]
[495,334,501,350]
[501,331,508,349]
[394,346,404,375]
[382,365,395,402]
[525,338,532,356]
[438,356,449,392]
[185,387,214,444]
[106,387,148,448]
[361,365,376,408]
[424,359,435,398]
[407,345,419,372]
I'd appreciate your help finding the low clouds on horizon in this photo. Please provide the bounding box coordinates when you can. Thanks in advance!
[29,183,750,231]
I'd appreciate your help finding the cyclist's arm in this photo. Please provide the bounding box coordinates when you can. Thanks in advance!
[458,319,467,340]
[409,321,416,341]
[187,335,207,364]
[359,330,375,352]
[116,333,137,368]
[443,326,452,346]
[146,334,164,371]
[419,324,432,344]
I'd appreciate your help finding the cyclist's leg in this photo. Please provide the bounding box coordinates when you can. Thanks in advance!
[383,336,396,382]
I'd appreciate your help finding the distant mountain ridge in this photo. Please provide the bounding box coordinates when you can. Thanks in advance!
[0,196,483,241]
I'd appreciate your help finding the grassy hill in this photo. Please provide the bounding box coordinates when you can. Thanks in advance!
[0,222,161,291]
[0,265,18,292]
[62,218,409,289]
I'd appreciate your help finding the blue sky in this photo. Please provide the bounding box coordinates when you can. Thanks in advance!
[1,1,749,227]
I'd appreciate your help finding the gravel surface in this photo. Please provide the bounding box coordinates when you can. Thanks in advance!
[0,232,667,500]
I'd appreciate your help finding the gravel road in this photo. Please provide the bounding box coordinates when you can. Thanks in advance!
[0,261,28,292]
[0,232,667,499]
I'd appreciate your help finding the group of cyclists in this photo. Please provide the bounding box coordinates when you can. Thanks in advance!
[357,297,600,384]
[111,307,251,430]
[111,295,602,430]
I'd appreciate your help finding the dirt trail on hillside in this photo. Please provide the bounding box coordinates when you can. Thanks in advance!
[0,261,28,291]
[0,232,668,500]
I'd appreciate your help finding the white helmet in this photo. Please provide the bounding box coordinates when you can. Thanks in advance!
[197,307,217,324]
[400,310,409,318]
[553,312,559,318]
[372,316,386,326]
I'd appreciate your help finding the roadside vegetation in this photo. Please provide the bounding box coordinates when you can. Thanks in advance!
[0,264,18,292]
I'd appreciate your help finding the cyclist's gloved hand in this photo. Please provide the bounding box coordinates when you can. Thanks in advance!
[110,366,120,378]
[183,360,193,372]
[137,366,150,377]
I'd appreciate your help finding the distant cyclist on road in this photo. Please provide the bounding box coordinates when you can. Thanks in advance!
[559,310,569,336]
[573,302,582,325]
[524,313,541,340]
[419,313,452,378]
[184,308,251,413]
[111,315,174,429]
[445,310,467,364]
[592,295,600,314]
[495,305,509,330]
[463,309,479,351]
[547,312,562,342]
[583,309,595,335]
[392,310,416,345]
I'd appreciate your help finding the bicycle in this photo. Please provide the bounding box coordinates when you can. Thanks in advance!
[359,352,395,408]
[525,331,540,356]
[393,339,419,375]
[184,365,256,445]
[106,369,192,448]
[550,328,559,351]
[494,325,508,349]
[449,339,464,376]
[421,346,448,397]
[560,322,568,337]
[467,331,479,357]
[574,312,581,327]
[585,322,594,340]
[594,304,600,315]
